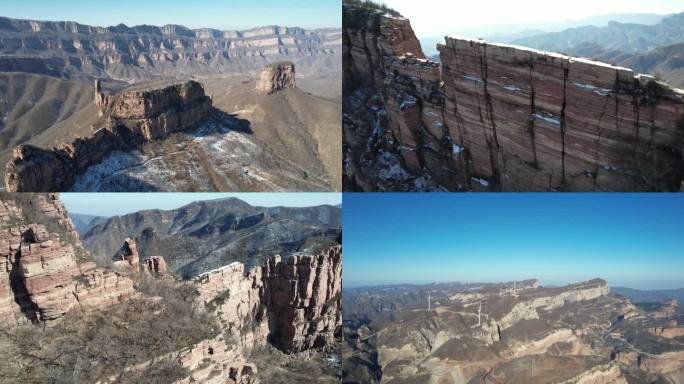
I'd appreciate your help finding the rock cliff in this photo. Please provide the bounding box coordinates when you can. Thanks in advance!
[0,17,341,81]
[256,62,297,94]
[195,245,343,354]
[0,193,135,325]
[0,194,342,383]
[343,2,684,191]
[4,80,212,192]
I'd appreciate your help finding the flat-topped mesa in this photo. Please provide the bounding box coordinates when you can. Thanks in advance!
[256,61,296,94]
[4,80,213,192]
[477,279,609,344]
[193,245,342,354]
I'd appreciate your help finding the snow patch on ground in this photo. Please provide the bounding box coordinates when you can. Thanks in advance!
[471,177,490,187]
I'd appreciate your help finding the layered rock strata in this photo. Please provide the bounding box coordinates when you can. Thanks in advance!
[256,62,297,94]
[194,245,343,354]
[0,17,341,80]
[0,194,135,325]
[343,4,684,191]
[5,80,212,192]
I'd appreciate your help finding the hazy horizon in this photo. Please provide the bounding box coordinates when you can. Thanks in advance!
[62,193,341,217]
[0,0,340,30]
[344,194,684,290]
[378,0,684,36]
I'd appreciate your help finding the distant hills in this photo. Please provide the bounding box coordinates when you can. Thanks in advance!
[75,197,341,278]
[419,12,670,55]
[512,12,684,54]
[69,212,104,233]
[420,12,684,88]
[611,286,684,304]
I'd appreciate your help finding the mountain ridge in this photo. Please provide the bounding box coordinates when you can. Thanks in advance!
[77,196,342,278]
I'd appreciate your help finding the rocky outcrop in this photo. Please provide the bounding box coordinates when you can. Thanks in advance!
[256,62,296,94]
[265,247,343,353]
[0,194,135,325]
[5,80,212,192]
[652,298,678,318]
[562,363,628,384]
[142,256,167,277]
[343,3,684,191]
[112,238,139,272]
[650,326,684,338]
[194,245,342,354]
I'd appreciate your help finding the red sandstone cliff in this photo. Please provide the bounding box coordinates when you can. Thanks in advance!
[0,194,135,325]
[343,2,684,191]
[195,245,343,354]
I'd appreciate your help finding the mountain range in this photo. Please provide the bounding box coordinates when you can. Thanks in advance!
[73,197,341,278]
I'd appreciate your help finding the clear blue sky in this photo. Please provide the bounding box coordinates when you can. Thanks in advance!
[344,193,684,290]
[62,193,341,216]
[0,0,340,30]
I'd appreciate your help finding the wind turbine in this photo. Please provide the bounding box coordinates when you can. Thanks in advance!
[428,291,431,311]
[513,281,518,297]
[477,301,482,327]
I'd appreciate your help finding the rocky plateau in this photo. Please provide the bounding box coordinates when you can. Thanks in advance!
[343,278,684,383]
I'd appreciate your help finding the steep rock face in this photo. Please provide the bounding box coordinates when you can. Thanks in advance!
[0,194,135,325]
[142,255,167,277]
[256,62,296,94]
[343,4,684,191]
[438,38,684,191]
[265,247,343,353]
[343,7,424,92]
[0,17,341,80]
[4,80,212,192]
[194,245,342,354]
[112,237,139,272]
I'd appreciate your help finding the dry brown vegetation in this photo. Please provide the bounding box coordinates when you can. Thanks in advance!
[0,277,218,384]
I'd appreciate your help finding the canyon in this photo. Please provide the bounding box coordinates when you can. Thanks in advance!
[0,193,342,383]
[0,17,341,81]
[342,1,684,191]
[0,16,342,192]
[343,278,684,383]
